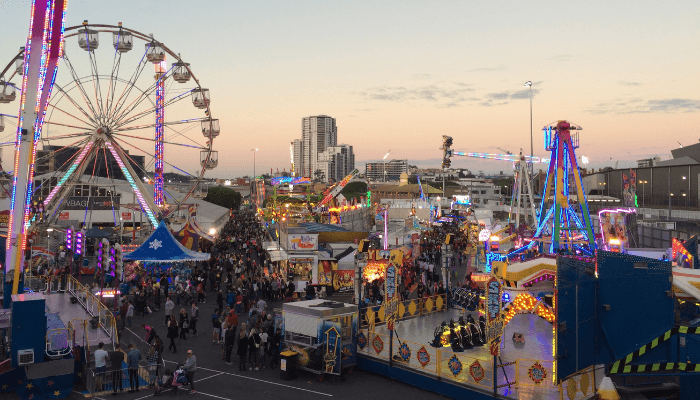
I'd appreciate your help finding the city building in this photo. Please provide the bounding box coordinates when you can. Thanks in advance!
[295,115,338,180]
[318,144,355,183]
[365,159,408,182]
[292,139,302,177]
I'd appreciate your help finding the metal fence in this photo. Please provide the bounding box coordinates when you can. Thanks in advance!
[85,361,162,398]
[361,294,447,328]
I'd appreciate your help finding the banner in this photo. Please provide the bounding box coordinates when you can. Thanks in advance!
[600,209,633,249]
[288,234,318,251]
[332,270,354,292]
[64,196,120,210]
[486,277,504,356]
[317,260,336,286]
[0,210,9,228]
[384,263,398,330]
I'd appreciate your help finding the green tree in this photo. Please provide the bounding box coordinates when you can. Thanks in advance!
[203,186,242,210]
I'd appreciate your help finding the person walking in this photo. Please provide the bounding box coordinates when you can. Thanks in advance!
[109,343,124,394]
[167,318,179,353]
[269,328,282,368]
[126,343,141,392]
[183,350,197,395]
[142,324,156,344]
[164,296,174,326]
[190,302,199,337]
[126,301,134,327]
[179,308,189,340]
[237,330,248,371]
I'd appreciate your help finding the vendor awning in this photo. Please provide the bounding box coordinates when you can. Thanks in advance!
[268,249,288,262]
[124,221,210,263]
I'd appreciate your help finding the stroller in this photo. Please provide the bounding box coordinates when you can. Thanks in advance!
[154,365,188,396]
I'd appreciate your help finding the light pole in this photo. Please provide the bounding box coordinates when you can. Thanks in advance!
[640,180,648,208]
[47,228,54,268]
[383,150,391,182]
[251,148,258,206]
[524,81,534,181]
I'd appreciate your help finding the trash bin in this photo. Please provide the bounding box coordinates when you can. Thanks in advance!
[279,351,297,381]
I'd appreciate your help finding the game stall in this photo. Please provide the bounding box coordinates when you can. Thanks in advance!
[281,299,358,379]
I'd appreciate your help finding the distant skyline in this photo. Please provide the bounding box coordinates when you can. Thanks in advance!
[1,0,698,178]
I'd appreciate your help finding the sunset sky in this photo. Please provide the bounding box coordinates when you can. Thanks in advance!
[1,0,699,177]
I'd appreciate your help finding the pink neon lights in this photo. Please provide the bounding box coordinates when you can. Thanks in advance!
[44,142,93,205]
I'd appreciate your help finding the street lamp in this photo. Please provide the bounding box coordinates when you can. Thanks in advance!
[524,81,533,180]
[639,180,648,208]
[251,148,258,205]
[383,150,391,182]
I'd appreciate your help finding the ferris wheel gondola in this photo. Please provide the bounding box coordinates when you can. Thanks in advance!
[0,21,218,230]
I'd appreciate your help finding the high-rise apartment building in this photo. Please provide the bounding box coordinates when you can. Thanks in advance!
[293,115,353,182]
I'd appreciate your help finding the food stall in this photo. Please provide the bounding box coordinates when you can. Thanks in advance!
[281,299,358,378]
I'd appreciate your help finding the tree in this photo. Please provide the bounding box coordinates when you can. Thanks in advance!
[203,186,242,210]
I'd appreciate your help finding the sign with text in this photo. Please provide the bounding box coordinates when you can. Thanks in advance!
[0,210,9,228]
[59,212,70,220]
[486,277,503,356]
[384,263,398,330]
[122,212,132,221]
[64,196,121,210]
[288,234,318,251]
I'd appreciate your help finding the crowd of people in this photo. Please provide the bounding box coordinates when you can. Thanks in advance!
[104,211,290,394]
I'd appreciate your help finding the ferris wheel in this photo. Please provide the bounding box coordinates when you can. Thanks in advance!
[0,21,218,229]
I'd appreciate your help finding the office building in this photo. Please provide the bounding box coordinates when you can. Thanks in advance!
[365,159,409,182]
[318,144,355,183]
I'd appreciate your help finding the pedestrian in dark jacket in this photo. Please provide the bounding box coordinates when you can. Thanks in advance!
[237,331,249,371]
[167,319,178,352]
[224,327,236,364]
[179,308,189,340]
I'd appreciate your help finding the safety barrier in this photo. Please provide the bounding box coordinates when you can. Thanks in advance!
[358,325,566,397]
[558,365,603,400]
[46,328,71,357]
[437,348,493,390]
[361,294,447,328]
[85,361,164,399]
[357,329,391,361]
[391,335,439,375]
[514,358,557,395]
[24,275,49,293]
[67,275,119,347]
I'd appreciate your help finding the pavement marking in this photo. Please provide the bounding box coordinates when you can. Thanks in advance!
[194,372,225,382]
[191,391,233,400]
[163,360,333,397]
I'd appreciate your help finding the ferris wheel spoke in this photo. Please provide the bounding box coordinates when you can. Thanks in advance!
[43,131,93,141]
[44,120,94,131]
[47,103,96,128]
[116,118,203,133]
[87,50,106,122]
[107,45,152,124]
[164,123,208,149]
[111,67,174,126]
[111,132,207,150]
[63,52,101,122]
[112,135,196,178]
[113,88,191,129]
[104,50,123,124]
[54,83,98,125]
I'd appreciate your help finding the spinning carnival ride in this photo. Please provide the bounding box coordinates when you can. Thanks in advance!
[0,19,218,294]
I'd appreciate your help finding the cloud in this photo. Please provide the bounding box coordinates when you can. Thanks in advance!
[619,81,642,86]
[411,74,432,80]
[358,82,475,108]
[477,88,541,106]
[468,65,507,73]
[585,98,700,114]
[545,54,575,62]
